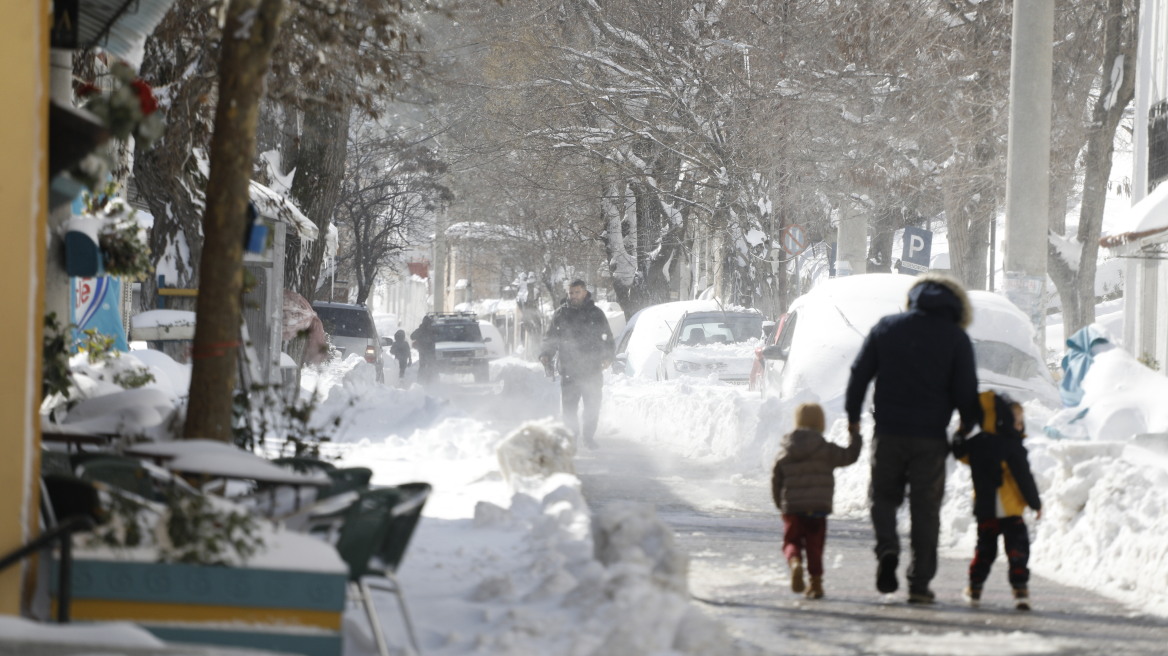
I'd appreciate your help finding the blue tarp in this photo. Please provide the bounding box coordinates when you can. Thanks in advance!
[1059,324,1111,407]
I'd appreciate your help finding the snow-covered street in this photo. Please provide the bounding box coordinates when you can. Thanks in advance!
[301,353,1168,655]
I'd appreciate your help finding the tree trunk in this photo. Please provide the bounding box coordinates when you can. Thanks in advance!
[284,104,350,304]
[133,6,220,314]
[184,0,285,441]
[1055,0,1136,338]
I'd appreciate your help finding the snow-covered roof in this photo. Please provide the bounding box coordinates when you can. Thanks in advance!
[445,221,527,241]
[249,181,318,241]
[1099,182,1168,250]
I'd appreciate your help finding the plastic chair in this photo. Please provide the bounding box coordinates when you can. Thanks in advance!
[272,456,338,475]
[40,449,74,477]
[319,467,373,500]
[334,483,431,656]
[75,456,161,502]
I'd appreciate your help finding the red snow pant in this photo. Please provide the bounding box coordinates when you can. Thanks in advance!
[968,516,1031,590]
[783,514,827,577]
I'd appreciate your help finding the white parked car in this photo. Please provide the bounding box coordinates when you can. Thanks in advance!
[655,309,764,383]
[612,300,728,380]
[754,273,1059,411]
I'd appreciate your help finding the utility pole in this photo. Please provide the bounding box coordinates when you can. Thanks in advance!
[1003,0,1054,353]
[432,206,447,313]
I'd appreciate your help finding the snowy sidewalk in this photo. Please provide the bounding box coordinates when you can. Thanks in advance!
[577,435,1168,655]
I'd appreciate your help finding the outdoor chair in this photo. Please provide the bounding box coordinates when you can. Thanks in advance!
[41,449,74,477]
[320,467,373,500]
[272,456,338,475]
[334,483,431,656]
[75,456,162,502]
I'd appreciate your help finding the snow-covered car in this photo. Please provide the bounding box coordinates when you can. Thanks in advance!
[655,309,764,383]
[479,319,507,359]
[312,301,386,383]
[611,299,730,380]
[430,312,493,383]
[754,273,1059,411]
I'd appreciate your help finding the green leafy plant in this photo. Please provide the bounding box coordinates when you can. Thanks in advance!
[99,219,152,279]
[42,313,72,402]
[113,368,156,388]
[88,487,264,566]
[78,183,152,280]
[78,327,117,364]
[161,490,264,565]
[232,381,346,460]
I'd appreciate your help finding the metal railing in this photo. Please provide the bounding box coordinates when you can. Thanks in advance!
[0,514,95,622]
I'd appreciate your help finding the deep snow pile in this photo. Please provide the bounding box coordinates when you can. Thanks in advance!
[306,361,738,655]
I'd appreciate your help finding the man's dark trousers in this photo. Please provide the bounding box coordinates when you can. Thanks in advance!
[560,370,603,444]
[870,434,949,593]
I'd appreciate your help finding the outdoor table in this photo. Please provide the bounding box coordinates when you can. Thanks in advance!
[41,430,115,454]
[124,439,330,509]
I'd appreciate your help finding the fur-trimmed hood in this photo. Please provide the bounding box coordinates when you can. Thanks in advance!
[906,273,973,329]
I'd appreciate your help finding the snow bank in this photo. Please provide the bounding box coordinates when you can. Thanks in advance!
[603,370,1168,617]
[320,368,735,654]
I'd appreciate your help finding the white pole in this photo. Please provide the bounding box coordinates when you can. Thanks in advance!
[1003,0,1054,354]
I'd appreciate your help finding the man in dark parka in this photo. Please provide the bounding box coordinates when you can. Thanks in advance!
[845,273,982,603]
[540,280,614,449]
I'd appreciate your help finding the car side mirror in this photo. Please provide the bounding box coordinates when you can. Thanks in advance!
[483,336,492,342]
[656,342,668,352]
[761,344,787,361]
[381,337,392,346]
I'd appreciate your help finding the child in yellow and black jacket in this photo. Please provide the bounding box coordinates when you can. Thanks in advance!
[951,391,1042,610]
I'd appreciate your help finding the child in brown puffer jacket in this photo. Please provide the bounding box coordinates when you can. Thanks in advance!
[771,403,862,599]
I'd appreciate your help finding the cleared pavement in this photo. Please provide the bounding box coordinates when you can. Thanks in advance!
[578,435,1168,656]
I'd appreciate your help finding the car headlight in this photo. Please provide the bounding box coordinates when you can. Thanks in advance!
[674,360,702,373]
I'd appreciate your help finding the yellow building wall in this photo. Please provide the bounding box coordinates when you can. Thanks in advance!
[0,0,48,615]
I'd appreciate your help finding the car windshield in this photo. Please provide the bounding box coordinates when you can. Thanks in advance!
[973,340,1041,380]
[434,323,482,342]
[678,314,762,346]
[314,306,374,338]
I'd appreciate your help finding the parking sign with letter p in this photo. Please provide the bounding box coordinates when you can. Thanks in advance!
[899,226,932,276]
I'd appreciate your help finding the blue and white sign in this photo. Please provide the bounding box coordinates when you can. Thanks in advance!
[72,276,129,351]
[899,226,932,276]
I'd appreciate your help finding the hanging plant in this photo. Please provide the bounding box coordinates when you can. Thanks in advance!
[67,183,153,280]
[99,216,151,279]
[70,61,165,191]
[76,61,164,145]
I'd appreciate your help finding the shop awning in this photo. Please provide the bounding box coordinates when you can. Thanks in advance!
[1099,182,1168,254]
[58,0,178,68]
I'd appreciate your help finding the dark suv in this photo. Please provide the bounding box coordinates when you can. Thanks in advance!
[428,312,492,383]
[312,301,386,383]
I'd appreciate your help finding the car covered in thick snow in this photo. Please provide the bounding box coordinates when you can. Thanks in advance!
[612,300,737,380]
[655,309,764,383]
[753,273,1059,411]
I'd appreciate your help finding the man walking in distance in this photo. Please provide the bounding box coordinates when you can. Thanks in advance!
[845,273,981,604]
[540,280,614,450]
